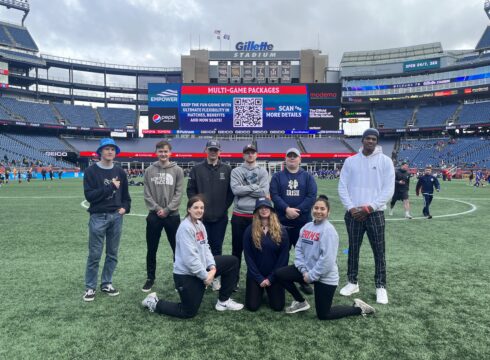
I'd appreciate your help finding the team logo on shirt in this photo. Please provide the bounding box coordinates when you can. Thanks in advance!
[196,230,205,244]
[287,179,300,196]
[151,173,174,185]
[219,172,226,180]
[300,229,320,245]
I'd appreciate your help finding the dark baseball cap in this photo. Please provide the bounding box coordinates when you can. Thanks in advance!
[206,140,221,150]
[254,197,274,212]
[243,143,257,153]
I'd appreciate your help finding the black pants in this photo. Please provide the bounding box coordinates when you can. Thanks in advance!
[155,255,239,319]
[231,214,253,279]
[245,276,285,312]
[145,212,180,280]
[344,211,386,288]
[422,194,433,216]
[284,223,306,249]
[275,265,361,320]
[203,216,229,256]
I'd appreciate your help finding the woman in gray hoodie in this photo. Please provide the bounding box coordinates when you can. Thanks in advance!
[141,195,244,318]
[275,195,376,320]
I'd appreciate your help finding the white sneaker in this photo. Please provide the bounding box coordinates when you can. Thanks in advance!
[339,282,359,296]
[215,298,244,311]
[405,213,413,219]
[388,209,393,216]
[376,287,389,304]
[142,292,159,312]
[285,300,311,314]
[212,277,221,291]
[353,298,376,316]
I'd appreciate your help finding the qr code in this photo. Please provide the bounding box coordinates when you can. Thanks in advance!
[233,98,263,127]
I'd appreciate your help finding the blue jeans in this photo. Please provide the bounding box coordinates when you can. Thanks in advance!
[85,212,123,290]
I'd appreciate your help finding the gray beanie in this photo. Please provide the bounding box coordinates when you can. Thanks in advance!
[362,128,379,140]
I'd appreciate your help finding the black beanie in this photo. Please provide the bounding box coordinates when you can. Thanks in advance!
[362,128,379,140]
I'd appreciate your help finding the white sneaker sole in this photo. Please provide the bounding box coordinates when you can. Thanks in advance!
[340,288,359,296]
[215,304,244,311]
[376,298,388,305]
[141,288,152,293]
[83,297,95,302]
[286,303,311,314]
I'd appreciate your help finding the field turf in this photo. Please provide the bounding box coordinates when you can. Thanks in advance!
[1,178,489,359]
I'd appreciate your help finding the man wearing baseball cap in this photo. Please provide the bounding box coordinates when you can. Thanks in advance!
[230,143,269,290]
[338,128,394,304]
[270,147,317,295]
[82,138,131,302]
[186,140,234,291]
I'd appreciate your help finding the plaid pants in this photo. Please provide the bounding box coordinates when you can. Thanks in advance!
[344,211,386,288]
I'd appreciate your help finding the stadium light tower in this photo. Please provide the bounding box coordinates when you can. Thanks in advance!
[485,0,490,21]
[0,0,30,25]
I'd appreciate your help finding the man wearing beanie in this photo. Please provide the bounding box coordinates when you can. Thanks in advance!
[338,128,394,304]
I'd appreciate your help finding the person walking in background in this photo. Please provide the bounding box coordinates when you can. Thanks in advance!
[338,128,395,305]
[186,140,234,291]
[82,138,131,302]
[270,147,317,295]
[275,195,376,319]
[416,165,440,219]
[142,140,184,293]
[141,196,243,318]
[389,161,413,219]
[243,198,289,312]
[230,143,269,290]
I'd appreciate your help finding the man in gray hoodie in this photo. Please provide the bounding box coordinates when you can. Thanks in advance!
[142,140,184,292]
[230,143,269,289]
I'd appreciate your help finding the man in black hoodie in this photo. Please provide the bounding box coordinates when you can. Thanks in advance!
[187,140,234,291]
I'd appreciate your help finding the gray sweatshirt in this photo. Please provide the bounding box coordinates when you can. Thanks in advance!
[143,161,184,216]
[173,217,215,280]
[294,220,339,286]
[230,163,269,215]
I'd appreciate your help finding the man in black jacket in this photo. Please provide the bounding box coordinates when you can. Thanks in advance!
[187,140,234,290]
[389,161,413,219]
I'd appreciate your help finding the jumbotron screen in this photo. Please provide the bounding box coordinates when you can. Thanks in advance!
[147,83,340,133]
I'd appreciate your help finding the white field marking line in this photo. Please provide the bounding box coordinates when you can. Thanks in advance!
[327,197,477,222]
[79,197,478,221]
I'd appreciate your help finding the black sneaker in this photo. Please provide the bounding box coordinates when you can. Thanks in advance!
[83,288,96,302]
[427,215,433,219]
[299,283,314,295]
[142,279,154,293]
[101,284,119,296]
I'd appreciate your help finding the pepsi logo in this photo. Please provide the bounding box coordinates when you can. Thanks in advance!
[152,114,161,123]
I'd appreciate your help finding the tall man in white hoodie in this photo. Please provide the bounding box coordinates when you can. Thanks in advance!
[338,128,395,304]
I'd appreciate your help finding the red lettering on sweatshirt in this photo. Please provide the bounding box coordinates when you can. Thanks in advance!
[196,231,205,242]
[301,230,320,241]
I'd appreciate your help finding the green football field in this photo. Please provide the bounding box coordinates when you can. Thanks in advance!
[1,178,489,359]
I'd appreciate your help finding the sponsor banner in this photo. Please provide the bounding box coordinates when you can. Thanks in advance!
[209,51,301,61]
[79,151,354,159]
[281,61,291,82]
[45,151,68,157]
[218,61,228,83]
[403,58,440,72]
[231,61,241,82]
[269,61,279,81]
[243,61,253,82]
[256,61,266,82]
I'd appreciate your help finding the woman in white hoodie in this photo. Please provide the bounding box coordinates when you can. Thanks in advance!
[141,195,243,318]
[275,195,375,320]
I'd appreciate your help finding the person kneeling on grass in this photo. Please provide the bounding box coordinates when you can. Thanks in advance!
[275,195,375,320]
[141,195,243,318]
[243,198,289,312]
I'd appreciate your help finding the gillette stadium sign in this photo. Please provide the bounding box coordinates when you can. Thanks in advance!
[235,41,274,51]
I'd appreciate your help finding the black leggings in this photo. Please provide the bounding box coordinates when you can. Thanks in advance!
[275,265,361,320]
[155,255,239,319]
[245,276,285,312]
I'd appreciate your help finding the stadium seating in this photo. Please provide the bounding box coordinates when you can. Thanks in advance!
[398,137,490,168]
[0,106,14,121]
[6,134,73,152]
[54,103,98,127]
[96,107,136,128]
[458,102,490,125]
[255,138,298,153]
[373,108,414,129]
[343,137,396,158]
[4,24,38,51]
[301,138,351,153]
[0,97,59,124]
[415,103,459,127]
[0,133,75,168]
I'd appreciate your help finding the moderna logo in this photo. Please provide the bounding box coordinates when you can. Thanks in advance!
[151,89,178,102]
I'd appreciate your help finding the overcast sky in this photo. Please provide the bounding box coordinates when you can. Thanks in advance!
[1,0,489,68]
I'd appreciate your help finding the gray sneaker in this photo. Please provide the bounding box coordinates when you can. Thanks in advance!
[285,300,310,314]
[353,298,376,316]
[142,292,159,312]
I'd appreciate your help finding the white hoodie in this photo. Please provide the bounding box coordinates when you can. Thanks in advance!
[338,145,395,211]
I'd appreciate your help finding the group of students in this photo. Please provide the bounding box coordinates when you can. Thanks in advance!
[83,129,394,320]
